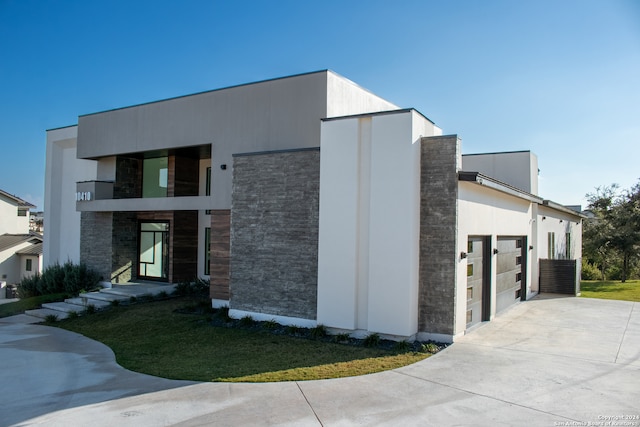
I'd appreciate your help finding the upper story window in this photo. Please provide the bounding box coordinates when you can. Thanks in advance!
[17,208,28,217]
[142,157,168,198]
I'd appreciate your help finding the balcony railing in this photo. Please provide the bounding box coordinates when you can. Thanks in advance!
[76,181,114,202]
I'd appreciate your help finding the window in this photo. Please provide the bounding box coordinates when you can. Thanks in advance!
[516,256,522,265]
[516,272,522,282]
[206,167,211,196]
[26,259,32,272]
[467,287,473,301]
[467,264,474,277]
[547,232,555,259]
[205,167,212,215]
[204,227,211,275]
[467,240,473,253]
[466,310,473,325]
[18,208,28,217]
[515,239,522,249]
[142,157,168,198]
[565,232,571,259]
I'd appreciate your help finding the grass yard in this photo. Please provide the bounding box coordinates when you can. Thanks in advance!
[0,293,67,318]
[580,280,640,302]
[55,297,429,382]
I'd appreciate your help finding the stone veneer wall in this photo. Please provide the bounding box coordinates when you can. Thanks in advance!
[111,212,138,283]
[230,148,320,320]
[419,135,460,335]
[114,157,141,199]
[80,211,113,282]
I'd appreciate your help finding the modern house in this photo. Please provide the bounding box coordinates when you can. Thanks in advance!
[0,189,42,295]
[44,70,583,342]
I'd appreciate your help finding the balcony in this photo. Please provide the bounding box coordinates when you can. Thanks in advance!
[75,180,211,212]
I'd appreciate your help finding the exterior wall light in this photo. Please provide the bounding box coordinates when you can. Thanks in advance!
[220,164,227,170]
[559,219,563,223]
[529,245,534,250]
[460,252,467,259]
[493,248,499,255]
[542,216,547,220]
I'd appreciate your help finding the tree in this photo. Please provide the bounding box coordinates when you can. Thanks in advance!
[584,181,640,282]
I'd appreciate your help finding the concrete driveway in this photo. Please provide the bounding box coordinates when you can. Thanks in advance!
[1,295,638,426]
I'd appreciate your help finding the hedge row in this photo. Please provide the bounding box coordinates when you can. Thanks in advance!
[18,262,101,298]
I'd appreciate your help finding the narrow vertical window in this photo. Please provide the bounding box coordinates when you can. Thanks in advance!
[565,232,571,259]
[547,232,555,259]
[26,259,32,272]
[204,227,211,275]
[205,167,212,215]
[206,167,212,196]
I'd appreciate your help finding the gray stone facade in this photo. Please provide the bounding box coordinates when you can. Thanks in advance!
[111,212,138,283]
[419,135,460,335]
[80,211,113,282]
[230,148,320,320]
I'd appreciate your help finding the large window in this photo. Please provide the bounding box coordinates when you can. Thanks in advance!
[142,157,168,198]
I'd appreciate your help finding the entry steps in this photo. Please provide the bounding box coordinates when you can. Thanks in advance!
[24,282,177,322]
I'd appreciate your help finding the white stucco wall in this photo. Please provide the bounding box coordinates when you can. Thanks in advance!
[457,181,535,336]
[19,254,41,281]
[44,126,98,267]
[0,241,33,284]
[317,110,439,338]
[462,151,539,195]
[537,205,583,262]
[0,196,30,235]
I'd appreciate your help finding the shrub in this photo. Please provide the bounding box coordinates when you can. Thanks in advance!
[239,315,254,327]
[581,259,602,281]
[263,319,279,330]
[363,333,381,348]
[394,340,411,352]
[67,310,79,319]
[334,333,350,343]
[85,304,96,315]
[173,278,209,297]
[44,314,58,323]
[215,306,231,322]
[17,262,100,298]
[285,325,301,335]
[310,324,327,339]
[420,343,439,354]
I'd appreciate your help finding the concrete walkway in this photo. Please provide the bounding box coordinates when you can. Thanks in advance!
[1,295,638,426]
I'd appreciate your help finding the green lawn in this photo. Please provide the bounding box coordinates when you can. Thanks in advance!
[0,293,67,318]
[55,297,429,382]
[580,280,640,302]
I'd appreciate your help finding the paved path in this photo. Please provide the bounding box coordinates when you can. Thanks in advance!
[1,295,638,426]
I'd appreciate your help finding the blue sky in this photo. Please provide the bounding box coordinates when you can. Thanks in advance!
[1,0,638,210]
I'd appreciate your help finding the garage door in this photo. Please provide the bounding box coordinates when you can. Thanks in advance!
[466,237,488,328]
[496,236,526,313]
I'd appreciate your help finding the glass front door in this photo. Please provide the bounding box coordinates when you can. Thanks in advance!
[139,222,169,280]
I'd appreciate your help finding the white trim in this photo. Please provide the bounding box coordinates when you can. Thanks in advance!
[211,299,229,309]
[228,309,316,329]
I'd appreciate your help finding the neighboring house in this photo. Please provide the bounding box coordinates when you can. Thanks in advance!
[0,189,34,235]
[0,189,42,293]
[0,233,43,285]
[44,70,584,342]
[30,211,44,233]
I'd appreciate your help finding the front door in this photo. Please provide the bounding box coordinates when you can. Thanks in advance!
[138,222,169,280]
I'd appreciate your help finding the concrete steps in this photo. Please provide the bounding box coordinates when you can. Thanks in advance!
[22,282,177,323]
